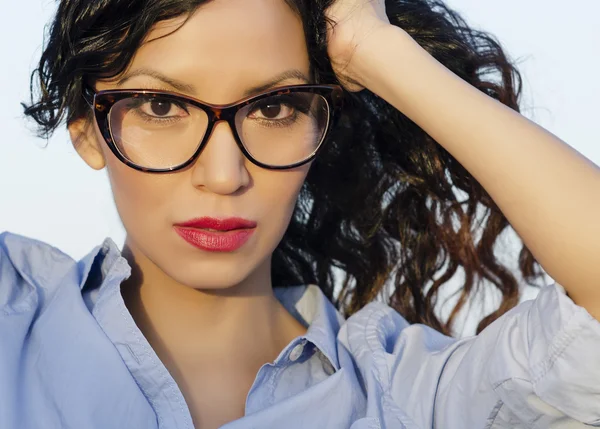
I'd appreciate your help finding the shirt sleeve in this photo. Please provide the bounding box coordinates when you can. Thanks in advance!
[384,284,600,428]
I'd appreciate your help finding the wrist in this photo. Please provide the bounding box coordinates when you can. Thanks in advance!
[344,25,417,90]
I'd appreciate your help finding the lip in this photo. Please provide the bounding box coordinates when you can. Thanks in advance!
[173,217,257,252]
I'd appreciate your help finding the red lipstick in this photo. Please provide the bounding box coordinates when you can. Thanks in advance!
[173,217,256,252]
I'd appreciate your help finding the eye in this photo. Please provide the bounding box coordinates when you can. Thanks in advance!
[137,98,188,118]
[247,98,296,121]
[260,104,284,119]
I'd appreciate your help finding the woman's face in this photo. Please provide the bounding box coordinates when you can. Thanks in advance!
[71,0,311,290]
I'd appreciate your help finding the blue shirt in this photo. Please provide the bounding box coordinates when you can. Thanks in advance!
[1,231,599,429]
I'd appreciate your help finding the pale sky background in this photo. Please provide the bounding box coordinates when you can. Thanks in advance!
[1,0,599,327]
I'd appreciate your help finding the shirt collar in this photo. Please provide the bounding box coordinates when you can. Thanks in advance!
[274,285,343,371]
[78,238,131,309]
[79,239,193,428]
[78,240,343,372]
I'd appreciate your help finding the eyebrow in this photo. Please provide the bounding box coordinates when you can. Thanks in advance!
[116,68,196,93]
[242,69,310,96]
[115,68,310,97]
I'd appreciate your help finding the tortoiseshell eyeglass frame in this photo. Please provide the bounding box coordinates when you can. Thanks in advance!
[82,84,344,173]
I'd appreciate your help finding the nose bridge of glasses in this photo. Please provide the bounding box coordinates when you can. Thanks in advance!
[204,103,238,127]
[202,106,244,158]
[211,107,223,120]
[203,105,241,143]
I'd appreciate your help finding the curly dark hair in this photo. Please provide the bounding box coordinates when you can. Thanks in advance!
[24,0,545,335]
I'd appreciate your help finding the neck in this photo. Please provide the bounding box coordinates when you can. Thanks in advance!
[120,240,306,373]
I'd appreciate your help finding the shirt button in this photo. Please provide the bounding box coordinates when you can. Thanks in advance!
[289,341,306,362]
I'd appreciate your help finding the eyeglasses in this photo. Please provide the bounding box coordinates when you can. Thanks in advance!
[82,84,343,172]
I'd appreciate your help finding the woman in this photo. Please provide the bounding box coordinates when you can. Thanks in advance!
[2,0,599,427]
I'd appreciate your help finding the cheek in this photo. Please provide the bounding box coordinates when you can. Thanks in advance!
[247,166,308,262]
[255,167,308,220]
[101,143,174,227]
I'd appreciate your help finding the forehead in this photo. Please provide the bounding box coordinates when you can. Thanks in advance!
[115,0,309,102]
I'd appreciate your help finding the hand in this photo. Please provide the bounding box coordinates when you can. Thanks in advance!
[325,0,391,91]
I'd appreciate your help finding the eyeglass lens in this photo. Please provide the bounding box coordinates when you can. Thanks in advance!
[107,91,330,169]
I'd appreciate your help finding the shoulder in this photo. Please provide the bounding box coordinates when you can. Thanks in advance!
[338,300,456,359]
[337,287,600,428]
[0,232,82,315]
[336,301,461,426]
[0,234,153,428]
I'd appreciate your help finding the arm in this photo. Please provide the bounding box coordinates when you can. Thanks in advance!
[329,11,600,318]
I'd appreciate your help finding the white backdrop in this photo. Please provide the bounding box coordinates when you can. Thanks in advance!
[1,0,599,261]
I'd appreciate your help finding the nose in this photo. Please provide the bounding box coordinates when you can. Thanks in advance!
[191,120,250,195]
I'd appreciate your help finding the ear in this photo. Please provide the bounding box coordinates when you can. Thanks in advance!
[68,117,106,170]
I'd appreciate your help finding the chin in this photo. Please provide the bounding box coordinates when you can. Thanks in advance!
[162,256,265,291]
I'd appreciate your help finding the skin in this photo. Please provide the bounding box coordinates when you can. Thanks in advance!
[69,0,311,427]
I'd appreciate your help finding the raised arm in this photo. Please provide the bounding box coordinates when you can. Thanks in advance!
[326,0,600,319]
